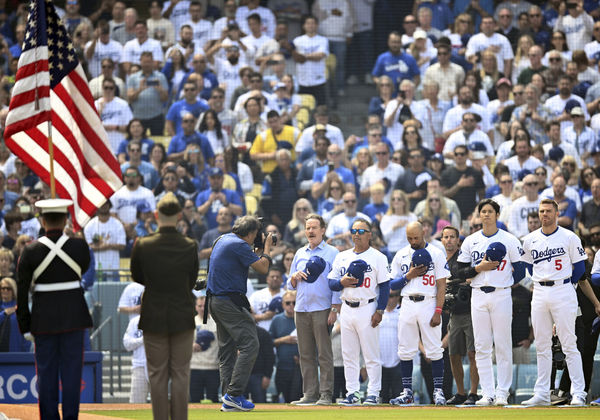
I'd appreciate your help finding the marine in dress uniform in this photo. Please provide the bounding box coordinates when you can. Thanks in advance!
[16,198,92,420]
[130,192,199,420]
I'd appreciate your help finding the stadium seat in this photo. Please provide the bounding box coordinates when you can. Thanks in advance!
[325,54,336,81]
[150,135,171,148]
[245,195,258,215]
[299,94,316,111]
[296,107,310,131]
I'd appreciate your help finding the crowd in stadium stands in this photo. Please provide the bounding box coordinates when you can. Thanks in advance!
[0,0,600,406]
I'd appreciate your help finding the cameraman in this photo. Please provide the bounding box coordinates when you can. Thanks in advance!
[207,215,273,412]
[441,226,479,405]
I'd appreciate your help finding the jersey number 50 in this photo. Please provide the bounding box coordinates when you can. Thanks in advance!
[422,274,435,286]
[358,277,371,288]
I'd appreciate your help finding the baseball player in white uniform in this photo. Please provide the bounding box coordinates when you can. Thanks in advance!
[521,199,588,406]
[328,218,390,406]
[455,199,525,406]
[389,221,449,406]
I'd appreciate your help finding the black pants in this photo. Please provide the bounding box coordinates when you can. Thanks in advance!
[189,369,220,402]
[556,314,598,393]
[140,114,165,136]
[275,365,303,403]
[245,373,268,403]
[381,364,403,403]
[299,83,327,106]
[333,366,347,402]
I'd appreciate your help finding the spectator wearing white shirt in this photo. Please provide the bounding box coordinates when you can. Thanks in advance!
[542,120,582,167]
[95,78,133,154]
[562,106,597,166]
[165,25,206,70]
[147,0,175,51]
[89,58,126,100]
[83,201,126,277]
[442,85,493,143]
[235,0,277,39]
[487,78,514,150]
[544,75,590,134]
[205,42,246,109]
[295,106,345,155]
[506,174,540,239]
[417,81,451,152]
[503,135,543,181]
[121,20,164,74]
[112,7,137,46]
[325,192,371,251]
[292,16,329,106]
[443,112,494,164]
[359,142,405,205]
[554,0,594,51]
[466,16,514,78]
[384,79,422,149]
[241,13,275,72]
[492,173,515,216]
[584,21,600,65]
[182,1,213,49]
[162,0,191,35]
[84,20,123,78]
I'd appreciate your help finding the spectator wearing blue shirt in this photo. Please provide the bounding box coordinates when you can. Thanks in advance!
[165,81,209,137]
[117,119,155,164]
[372,32,420,92]
[453,0,494,34]
[0,277,31,352]
[206,216,273,412]
[196,168,244,230]
[9,24,24,58]
[551,174,577,231]
[414,1,454,32]
[362,184,389,223]
[121,140,160,190]
[311,144,355,203]
[167,113,215,165]
[177,54,219,100]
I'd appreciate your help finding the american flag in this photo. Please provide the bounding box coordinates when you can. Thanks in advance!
[4,0,123,231]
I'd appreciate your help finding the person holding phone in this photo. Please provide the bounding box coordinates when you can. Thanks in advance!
[554,0,594,51]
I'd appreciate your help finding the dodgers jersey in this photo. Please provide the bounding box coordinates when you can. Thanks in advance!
[390,243,450,297]
[522,226,586,282]
[328,247,390,302]
[457,229,523,288]
[592,251,600,275]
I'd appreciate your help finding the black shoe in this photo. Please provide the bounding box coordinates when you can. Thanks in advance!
[463,393,479,405]
[446,394,467,405]
[550,392,569,406]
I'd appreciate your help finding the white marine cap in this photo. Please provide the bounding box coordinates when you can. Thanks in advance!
[35,198,73,214]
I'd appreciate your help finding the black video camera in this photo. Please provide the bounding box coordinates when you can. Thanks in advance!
[253,217,277,250]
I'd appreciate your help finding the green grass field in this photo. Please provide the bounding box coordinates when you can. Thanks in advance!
[86,404,600,420]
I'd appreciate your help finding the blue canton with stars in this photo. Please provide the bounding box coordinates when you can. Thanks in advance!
[23,0,78,88]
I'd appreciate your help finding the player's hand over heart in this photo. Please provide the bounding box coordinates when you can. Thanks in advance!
[476,256,499,272]
[341,275,359,287]
[406,263,428,280]
[430,311,441,327]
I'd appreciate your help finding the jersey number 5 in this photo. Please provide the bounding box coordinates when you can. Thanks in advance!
[555,259,562,270]
[422,274,435,286]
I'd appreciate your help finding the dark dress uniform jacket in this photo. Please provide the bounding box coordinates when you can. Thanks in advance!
[16,229,92,334]
[130,226,198,334]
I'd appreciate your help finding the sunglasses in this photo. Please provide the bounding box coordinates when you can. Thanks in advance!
[549,57,562,62]
[500,180,512,184]
[463,118,475,123]
[350,228,370,235]
[429,198,440,202]
[284,301,295,306]
[454,152,466,157]
[345,200,356,204]
[375,151,388,156]
[525,182,537,186]
[470,224,482,230]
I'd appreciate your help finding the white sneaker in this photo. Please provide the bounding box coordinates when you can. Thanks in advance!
[570,395,586,406]
[521,394,550,406]
[475,396,494,406]
[495,396,508,406]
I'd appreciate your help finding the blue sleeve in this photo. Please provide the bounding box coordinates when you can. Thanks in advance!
[377,281,390,310]
[512,261,525,284]
[329,278,344,291]
[312,166,324,182]
[166,102,178,122]
[572,260,586,284]
[343,168,355,186]
[372,55,383,77]
[526,263,533,276]
[161,59,173,81]
[81,249,95,290]
[117,140,128,156]
[591,273,600,287]
[167,136,178,154]
[176,71,190,99]
[390,275,408,291]
[564,200,577,221]
[368,97,383,117]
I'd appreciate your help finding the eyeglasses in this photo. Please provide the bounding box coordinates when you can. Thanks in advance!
[344,199,356,204]
[350,228,370,235]
[129,148,141,152]
[549,57,562,62]
[284,301,295,306]
[591,232,600,236]
[454,152,466,157]
[375,151,388,156]
[391,197,403,201]
[563,162,576,167]
[124,173,138,178]
[182,119,195,123]
[470,224,482,230]
[513,91,524,95]
[379,83,392,87]
[428,198,440,202]
[524,182,537,186]
[499,14,511,18]
[500,179,513,184]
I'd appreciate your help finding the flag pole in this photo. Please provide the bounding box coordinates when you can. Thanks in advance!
[47,120,56,198]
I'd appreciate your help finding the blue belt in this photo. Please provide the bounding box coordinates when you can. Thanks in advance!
[538,278,570,287]
[480,286,496,293]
